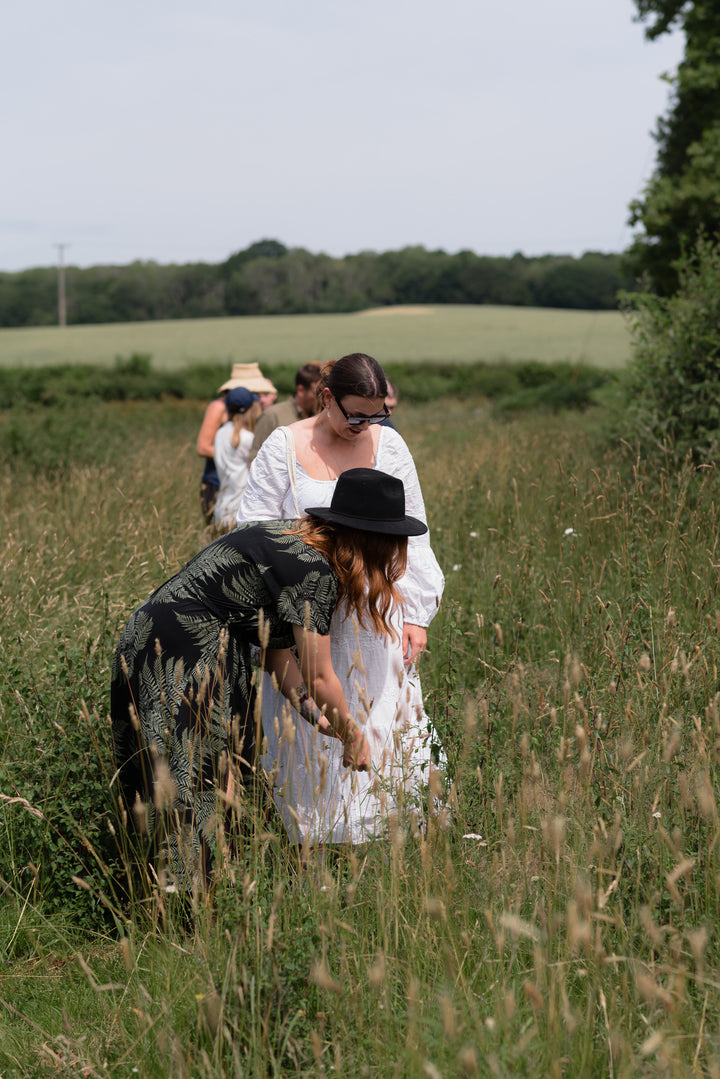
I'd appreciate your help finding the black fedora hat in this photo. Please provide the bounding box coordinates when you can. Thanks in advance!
[305,468,428,536]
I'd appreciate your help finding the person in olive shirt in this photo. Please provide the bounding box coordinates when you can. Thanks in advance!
[249,362,321,462]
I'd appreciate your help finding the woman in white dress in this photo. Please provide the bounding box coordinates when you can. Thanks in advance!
[236,353,445,848]
[213,387,262,531]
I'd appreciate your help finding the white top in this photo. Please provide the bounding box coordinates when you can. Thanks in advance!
[213,423,254,530]
[237,424,444,625]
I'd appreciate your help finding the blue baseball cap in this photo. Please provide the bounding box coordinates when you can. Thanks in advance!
[225,387,259,412]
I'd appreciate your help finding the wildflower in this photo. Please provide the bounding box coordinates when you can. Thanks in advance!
[564,527,576,536]
[452,564,462,571]
[469,531,478,538]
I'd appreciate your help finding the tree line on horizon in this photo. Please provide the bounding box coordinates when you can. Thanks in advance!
[0,241,634,328]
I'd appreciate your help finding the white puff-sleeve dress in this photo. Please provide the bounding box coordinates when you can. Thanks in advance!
[237,424,445,846]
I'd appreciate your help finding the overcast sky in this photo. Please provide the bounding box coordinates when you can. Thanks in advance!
[1,0,684,271]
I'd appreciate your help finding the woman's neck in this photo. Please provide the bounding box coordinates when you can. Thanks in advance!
[294,413,380,480]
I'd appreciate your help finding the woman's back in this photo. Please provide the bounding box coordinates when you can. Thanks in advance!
[213,424,255,529]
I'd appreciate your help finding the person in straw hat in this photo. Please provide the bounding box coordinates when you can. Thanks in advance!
[111,467,426,886]
[197,363,278,520]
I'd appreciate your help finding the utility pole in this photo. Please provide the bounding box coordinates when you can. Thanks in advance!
[54,242,69,326]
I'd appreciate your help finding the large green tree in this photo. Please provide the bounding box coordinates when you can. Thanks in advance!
[627,1,720,294]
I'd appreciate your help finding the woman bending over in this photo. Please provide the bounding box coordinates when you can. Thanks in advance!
[111,468,426,885]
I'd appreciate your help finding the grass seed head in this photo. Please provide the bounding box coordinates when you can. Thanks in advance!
[153,758,177,812]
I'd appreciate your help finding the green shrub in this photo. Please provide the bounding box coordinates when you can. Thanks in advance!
[384,359,609,409]
[493,367,612,414]
[623,234,720,459]
[0,357,609,414]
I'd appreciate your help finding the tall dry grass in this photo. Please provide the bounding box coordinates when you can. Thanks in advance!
[1,395,719,1076]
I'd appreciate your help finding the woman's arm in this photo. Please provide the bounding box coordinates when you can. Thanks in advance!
[264,647,333,735]
[377,429,445,645]
[264,632,371,771]
[197,398,227,458]
[236,428,293,523]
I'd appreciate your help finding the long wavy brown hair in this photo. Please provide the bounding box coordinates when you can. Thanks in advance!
[287,519,407,639]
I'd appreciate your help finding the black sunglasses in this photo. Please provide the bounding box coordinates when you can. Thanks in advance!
[335,397,390,427]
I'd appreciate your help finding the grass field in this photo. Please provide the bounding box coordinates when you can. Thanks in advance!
[2,388,720,1075]
[0,304,631,371]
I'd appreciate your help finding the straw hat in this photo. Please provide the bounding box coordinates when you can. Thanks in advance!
[218,362,277,395]
[305,468,428,536]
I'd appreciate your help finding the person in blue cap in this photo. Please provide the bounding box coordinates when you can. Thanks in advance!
[212,387,262,531]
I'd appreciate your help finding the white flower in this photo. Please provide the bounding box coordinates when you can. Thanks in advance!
[564,527,575,536]
[452,564,462,571]
[469,531,478,538]
[463,833,486,843]
[652,811,661,820]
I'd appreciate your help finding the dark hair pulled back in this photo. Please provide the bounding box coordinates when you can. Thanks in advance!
[318,353,388,405]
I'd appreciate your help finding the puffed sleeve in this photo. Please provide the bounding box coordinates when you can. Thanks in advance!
[236,427,293,524]
[376,428,445,627]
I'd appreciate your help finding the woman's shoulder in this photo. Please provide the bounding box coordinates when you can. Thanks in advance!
[214,420,233,445]
[287,415,314,438]
[233,520,330,565]
[256,424,290,459]
[377,424,412,463]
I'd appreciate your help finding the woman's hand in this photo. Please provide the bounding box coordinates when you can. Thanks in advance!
[342,724,371,772]
[292,626,370,770]
[317,714,340,739]
[402,623,427,666]
[297,690,342,741]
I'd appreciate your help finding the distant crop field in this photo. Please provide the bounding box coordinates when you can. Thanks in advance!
[0,304,630,371]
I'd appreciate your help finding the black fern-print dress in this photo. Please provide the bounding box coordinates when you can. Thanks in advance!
[111,521,337,876]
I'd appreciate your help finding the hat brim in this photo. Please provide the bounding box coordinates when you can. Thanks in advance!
[304,506,428,537]
[218,378,277,394]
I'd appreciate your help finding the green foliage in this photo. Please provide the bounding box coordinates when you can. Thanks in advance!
[623,234,720,458]
[0,267,57,327]
[386,359,612,413]
[633,0,686,39]
[0,358,610,447]
[0,244,634,329]
[68,260,225,324]
[220,237,289,281]
[0,353,184,411]
[628,1,720,293]
[534,252,634,309]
